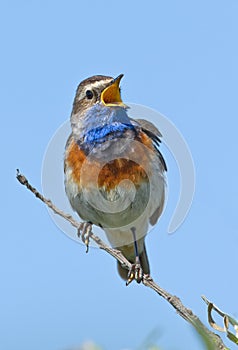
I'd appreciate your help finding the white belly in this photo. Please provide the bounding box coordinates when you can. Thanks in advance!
[65,165,166,248]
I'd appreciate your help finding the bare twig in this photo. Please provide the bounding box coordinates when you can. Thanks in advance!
[16,170,228,350]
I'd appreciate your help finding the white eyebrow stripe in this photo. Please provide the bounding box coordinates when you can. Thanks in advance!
[76,78,114,101]
[86,79,112,91]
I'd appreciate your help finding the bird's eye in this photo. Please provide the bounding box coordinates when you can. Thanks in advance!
[86,90,93,99]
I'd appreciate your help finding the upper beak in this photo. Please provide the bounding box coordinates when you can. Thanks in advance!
[101,74,127,107]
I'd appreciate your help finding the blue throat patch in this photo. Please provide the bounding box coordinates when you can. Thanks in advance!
[84,122,135,144]
[78,122,136,155]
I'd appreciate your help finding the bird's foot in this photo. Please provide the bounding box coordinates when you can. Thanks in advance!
[77,222,92,253]
[126,258,143,286]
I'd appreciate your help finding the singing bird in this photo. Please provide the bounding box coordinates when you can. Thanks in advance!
[64,74,167,284]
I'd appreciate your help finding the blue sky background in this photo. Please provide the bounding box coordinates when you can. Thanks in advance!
[1,1,238,349]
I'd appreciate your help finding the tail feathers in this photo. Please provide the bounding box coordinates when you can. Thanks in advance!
[117,243,150,280]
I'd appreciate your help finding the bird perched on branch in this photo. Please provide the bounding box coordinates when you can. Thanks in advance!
[64,74,167,285]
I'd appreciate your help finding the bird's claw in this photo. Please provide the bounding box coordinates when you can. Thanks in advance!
[77,222,92,253]
[126,261,143,286]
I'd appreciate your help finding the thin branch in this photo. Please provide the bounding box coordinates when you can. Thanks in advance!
[16,170,227,350]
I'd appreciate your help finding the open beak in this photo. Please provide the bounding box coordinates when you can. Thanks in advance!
[101,74,127,107]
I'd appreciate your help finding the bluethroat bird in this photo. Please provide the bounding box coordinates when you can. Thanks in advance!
[64,74,167,284]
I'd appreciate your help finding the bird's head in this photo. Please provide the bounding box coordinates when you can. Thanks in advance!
[70,74,130,140]
[72,74,126,115]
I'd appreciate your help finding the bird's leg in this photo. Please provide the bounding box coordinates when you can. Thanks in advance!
[77,222,93,253]
[126,227,143,286]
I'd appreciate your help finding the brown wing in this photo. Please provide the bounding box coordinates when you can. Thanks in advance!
[135,118,167,172]
[135,118,162,137]
[136,118,167,225]
[149,187,165,225]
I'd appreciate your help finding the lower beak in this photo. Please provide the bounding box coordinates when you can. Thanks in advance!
[101,74,127,107]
